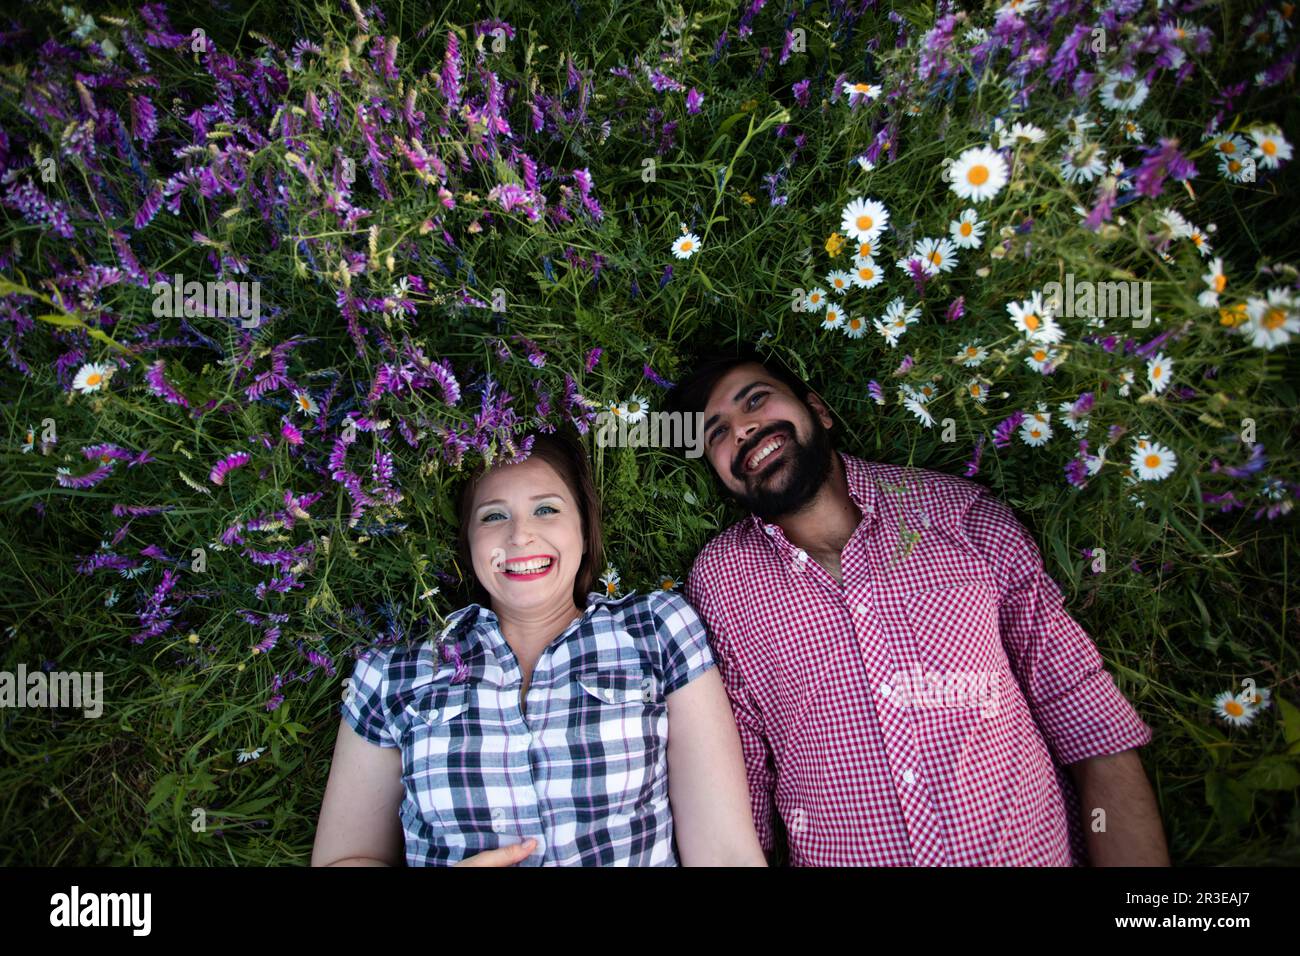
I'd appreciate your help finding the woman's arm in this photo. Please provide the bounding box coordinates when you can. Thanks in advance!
[666,668,768,866]
[311,718,405,866]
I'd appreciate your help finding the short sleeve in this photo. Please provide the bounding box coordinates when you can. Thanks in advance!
[961,489,1153,765]
[340,647,400,748]
[648,589,716,695]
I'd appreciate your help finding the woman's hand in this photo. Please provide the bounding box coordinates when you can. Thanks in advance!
[453,838,538,866]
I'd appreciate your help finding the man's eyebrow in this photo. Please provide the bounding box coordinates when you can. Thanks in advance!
[703,380,770,436]
[476,493,566,508]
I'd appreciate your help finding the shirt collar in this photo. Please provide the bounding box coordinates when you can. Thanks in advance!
[442,590,627,642]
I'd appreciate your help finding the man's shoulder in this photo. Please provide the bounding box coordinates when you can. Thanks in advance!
[690,516,765,577]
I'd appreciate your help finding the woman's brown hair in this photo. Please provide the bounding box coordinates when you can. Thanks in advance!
[456,428,604,609]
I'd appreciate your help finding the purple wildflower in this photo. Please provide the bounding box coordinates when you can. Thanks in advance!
[210,452,251,485]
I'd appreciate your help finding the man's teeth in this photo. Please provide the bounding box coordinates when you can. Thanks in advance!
[504,558,552,572]
[748,437,783,470]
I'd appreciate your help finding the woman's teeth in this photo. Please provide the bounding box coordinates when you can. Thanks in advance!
[504,558,552,573]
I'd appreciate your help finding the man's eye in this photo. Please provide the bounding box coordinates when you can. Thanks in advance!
[747,391,768,409]
[709,424,726,444]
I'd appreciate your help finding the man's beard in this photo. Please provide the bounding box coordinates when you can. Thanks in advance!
[729,414,833,522]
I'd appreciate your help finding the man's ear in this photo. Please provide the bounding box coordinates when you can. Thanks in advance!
[805,391,834,431]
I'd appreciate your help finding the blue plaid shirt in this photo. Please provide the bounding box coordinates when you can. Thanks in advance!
[340,589,716,866]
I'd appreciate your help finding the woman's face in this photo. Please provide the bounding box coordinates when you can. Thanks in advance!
[467,455,585,616]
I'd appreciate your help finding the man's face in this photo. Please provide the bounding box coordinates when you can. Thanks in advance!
[699,363,834,521]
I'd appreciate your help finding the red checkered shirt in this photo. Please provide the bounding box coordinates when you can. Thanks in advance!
[684,453,1153,866]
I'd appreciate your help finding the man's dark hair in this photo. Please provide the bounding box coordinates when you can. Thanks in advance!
[664,346,820,420]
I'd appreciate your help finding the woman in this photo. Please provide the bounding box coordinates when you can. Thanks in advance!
[312,428,766,866]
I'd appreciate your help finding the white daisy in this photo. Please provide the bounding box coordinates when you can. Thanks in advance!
[914,236,959,274]
[850,258,884,289]
[1238,686,1273,713]
[1197,257,1227,308]
[1242,287,1299,350]
[671,232,702,259]
[1084,443,1108,476]
[1060,142,1107,184]
[21,424,35,453]
[843,80,882,106]
[1007,292,1063,343]
[1098,74,1150,112]
[1188,226,1212,257]
[1121,118,1145,143]
[1250,128,1292,169]
[624,394,649,424]
[842,314,868,339]
[965,379,988,404]
[949,145,1009,202]
[902,397,935,427]
[841,197,890,241]
[1024,344,1059,373]
[850,237,879,260]
[236,746,266,764]
[998,120,1046,148]
[802,287,829,312]
[1146,353,1173,394]
[957,342,987,367]
[1117,368,1135,397]
[1130,437,1177,480]
[72,362,113,393]
[826,269,855,295]
[1213,690,1256,727]
[599,565,621,597]
[1057,400,1089,434]
[1019,415,1052,447]
[1156,208,1194,239]
[872,317,904,348]
[821,304,847,331]
[1218,151,1254,183]
[1059,112,1095,142]
[948,209,985,249]
[293,389,319,416]
[901,382,939,404]
[1207,132,1249,163]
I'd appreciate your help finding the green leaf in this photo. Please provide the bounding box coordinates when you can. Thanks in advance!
[1280,697,1300,747]
[1204,772,1253,829]
[1240,757,1300,791]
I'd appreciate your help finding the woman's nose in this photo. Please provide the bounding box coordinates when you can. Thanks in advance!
[507,518,535,547]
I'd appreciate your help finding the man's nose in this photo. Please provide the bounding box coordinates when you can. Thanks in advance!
[734,417,761,446]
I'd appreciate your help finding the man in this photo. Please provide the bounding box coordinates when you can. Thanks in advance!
[666,348,1169,866]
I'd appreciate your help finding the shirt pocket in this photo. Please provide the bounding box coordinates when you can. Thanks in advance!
[401,682,472,832]
[901,583,1006,718]
[572,669,665,817]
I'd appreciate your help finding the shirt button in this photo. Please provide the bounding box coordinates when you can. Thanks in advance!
[854,602,867,615]
[902,770,916,785]
[604,688,615,702]
[491,807,506,832]
[428,708,439,719]
[880,682,892,697]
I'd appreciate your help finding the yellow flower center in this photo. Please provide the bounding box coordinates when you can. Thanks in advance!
[856,215,874,231]
[86,373,102,386]
[960,222,972,236]
[1144,453,1161,469]
[1262,140,1277,156]
[1218,140,1236,154]
[928,251,943,265]
[1225,699,1244,717]
[859,268,875,280]
[1153,366,1163,378]
[967,164,990,186]
[1033,349,1047,361]
[1213,274,1227,292]
[969,385,980,396]
[1023,313,1040,331]
[1264,307,1287,330]
[1228,160,1242,173]
[858,241,873,257]
[680,240,693,251]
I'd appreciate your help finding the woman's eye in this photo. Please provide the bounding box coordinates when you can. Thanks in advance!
[535,504,558,515]
[481,511,506,522]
